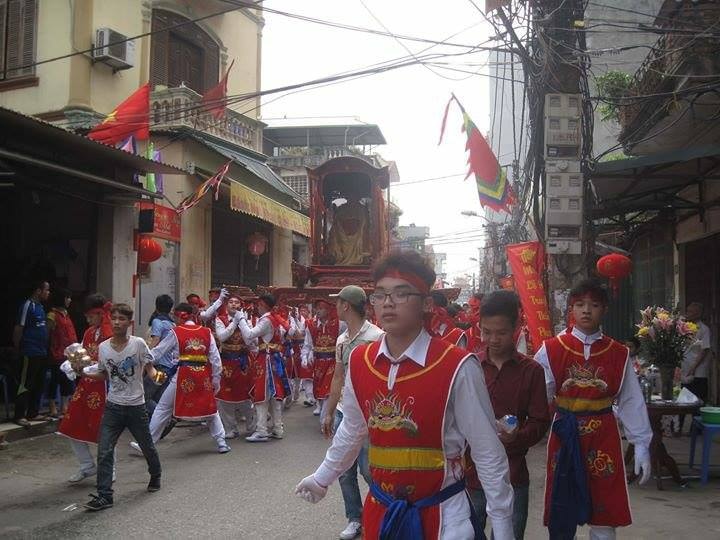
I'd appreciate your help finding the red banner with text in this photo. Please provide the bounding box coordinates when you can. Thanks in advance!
[506,242,552,354]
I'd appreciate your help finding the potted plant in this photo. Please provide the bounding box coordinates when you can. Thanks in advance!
[635,307,698,399]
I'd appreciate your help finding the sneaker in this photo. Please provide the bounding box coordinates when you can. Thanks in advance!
[84,493,113,512]
[303,398,316,407]
[218,442,232,454]
[245,431,269,443]
[129,441,143,455]
[283,396,293,410]
[339,521,362,540]
[270,429,284,440]
[224,430,241,440]
[147,475,161,492]
[68,468,96,483]
[312,404,321,416]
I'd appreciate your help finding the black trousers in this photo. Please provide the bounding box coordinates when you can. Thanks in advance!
[14,355,48,420]
[97,402,161,500]
[47,364,74,400]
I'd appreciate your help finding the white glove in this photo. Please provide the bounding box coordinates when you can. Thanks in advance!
[295,475,327,503]
[60,360,77,381]
[301,355,313,369]
[82,364,100,376]
[213,379,221,395]
[219,288,229,301]
[634,445,652,485]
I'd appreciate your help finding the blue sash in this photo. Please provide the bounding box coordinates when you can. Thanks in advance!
[221,352,250,371]
[548,408,610,539]
[267,350,291,398]
[369,480,466,540]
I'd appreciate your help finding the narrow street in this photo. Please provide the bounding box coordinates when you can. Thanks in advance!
[1,403,719,539]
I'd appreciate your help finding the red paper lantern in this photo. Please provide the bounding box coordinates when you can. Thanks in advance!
[246,232,268,269]
[596,253,632,295]
[138,236,163,263]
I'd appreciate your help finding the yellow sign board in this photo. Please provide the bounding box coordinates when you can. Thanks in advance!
[230,181,310,237]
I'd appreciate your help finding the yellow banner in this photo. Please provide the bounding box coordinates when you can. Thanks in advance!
[230,181,310,237]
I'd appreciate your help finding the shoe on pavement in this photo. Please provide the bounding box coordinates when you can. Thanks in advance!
[312,404,321,416]
[245,431,269,442]
[12,418,31,428]
[129,441,143,455]
[147,475,161,492]
[303,398,316,407]
[84,493,113,512]
[218,442,232,453]
[224,430,241,440]
[339,521,362,540]
[270,430,284,440]
[68,468,96,483]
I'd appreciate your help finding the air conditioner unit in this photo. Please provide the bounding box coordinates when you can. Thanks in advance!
[93,28,135,70]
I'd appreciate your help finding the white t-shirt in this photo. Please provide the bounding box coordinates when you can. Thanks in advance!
[98,336,153,406]
[682,321,711,379]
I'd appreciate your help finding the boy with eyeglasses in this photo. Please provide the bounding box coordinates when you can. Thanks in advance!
[296,251,514,539]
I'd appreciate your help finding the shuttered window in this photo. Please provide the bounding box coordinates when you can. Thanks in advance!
[0,0,37,80]
[149,9,219,94]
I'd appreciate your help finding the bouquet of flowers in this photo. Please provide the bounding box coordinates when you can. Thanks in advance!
[635,306,698,368]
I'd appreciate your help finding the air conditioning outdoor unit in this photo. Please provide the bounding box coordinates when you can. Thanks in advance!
[93,28,135,71]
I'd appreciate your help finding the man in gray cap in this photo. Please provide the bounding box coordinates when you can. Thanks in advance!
[322,285,383,540]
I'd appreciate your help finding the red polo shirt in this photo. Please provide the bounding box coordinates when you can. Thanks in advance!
[476,349,551,487]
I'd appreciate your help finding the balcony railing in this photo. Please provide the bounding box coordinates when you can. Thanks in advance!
[618,2,720,140]
[150,85,262,152]
[268,147,378,170]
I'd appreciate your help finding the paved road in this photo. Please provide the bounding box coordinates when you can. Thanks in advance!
[1,403,719,539]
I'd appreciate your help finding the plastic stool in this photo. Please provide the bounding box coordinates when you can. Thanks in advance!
[689,416,720,485]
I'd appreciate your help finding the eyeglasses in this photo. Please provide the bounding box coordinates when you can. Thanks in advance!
[369,291,424,305]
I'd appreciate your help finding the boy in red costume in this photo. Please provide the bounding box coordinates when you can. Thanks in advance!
[302,299,340,420]
[58,293,114,483]
[534,279,652,540]
[296,252,514,539]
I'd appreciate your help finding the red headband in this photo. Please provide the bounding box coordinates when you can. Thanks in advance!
[174,310,193,322]
[380,269,430,295]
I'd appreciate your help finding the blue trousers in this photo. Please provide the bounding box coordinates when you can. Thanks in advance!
[334,410,371,522]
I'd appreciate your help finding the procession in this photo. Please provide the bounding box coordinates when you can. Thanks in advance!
[2,1,720,539]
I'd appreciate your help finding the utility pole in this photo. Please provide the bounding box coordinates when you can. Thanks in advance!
[494,1,590,331]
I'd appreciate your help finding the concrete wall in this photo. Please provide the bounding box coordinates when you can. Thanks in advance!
[271,226,293,286]
[95,205,138,306]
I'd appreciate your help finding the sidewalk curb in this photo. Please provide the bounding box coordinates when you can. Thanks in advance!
[0,419,60,444]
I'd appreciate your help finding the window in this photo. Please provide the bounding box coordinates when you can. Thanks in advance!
[150,9,219,94]
[282,175,309,197]
[0,0,38,80]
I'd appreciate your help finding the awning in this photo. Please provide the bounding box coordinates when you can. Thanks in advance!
[230,181,310,236]
[263,123,386,149]
[589,145,720,218]
[194,135,302,202]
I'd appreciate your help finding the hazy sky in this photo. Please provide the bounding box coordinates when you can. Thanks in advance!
[261,0,498,279]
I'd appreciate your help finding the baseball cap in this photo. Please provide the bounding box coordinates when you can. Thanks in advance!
[329,285,367,307]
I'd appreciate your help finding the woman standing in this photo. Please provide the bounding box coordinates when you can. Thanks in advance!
[46,288,78,418]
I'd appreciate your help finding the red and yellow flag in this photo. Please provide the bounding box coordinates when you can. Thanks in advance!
[439,94,514,214]
[88,83,150,145]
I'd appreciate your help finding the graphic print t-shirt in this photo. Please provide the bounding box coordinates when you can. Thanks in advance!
[98,336,153,406]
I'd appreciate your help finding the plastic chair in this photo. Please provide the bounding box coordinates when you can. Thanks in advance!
[0,373,10,420]
[689,416,720,485]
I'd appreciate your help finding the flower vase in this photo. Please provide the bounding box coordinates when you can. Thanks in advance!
[659,365,675,400]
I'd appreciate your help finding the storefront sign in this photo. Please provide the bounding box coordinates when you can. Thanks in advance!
[138,202,181,242]
[230,181,310,237]
[506,241,553,354]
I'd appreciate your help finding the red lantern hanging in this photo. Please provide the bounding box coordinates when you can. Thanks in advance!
[596,253,632,296]
[246,232,268,269]
[138,236,163,263]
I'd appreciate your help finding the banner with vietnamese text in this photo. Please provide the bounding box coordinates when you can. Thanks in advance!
[230,181,310,237]
[506,242,553,353]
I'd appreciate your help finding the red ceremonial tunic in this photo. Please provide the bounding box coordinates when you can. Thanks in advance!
[174,325,218,419]
[252,318,290,403]
[308,318,339,400]
[441,327,465,346]
[350,338,470,540]
[217,314,253,404]
[48,308,78,363]
[58,324,111,443]
[543,329,631,527]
